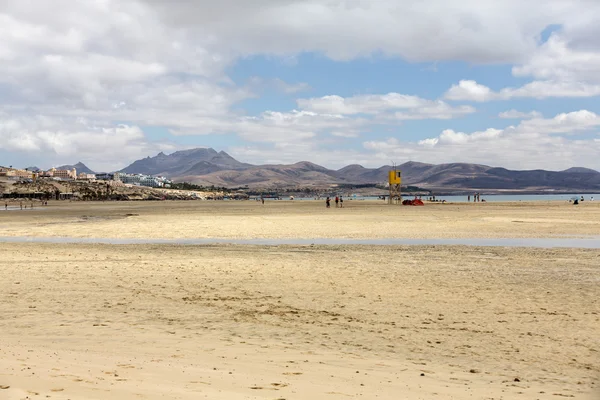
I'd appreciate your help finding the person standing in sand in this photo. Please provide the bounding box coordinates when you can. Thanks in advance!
[326,197,331,208]
[4,201,7,210]
[339,196,344,208]
[335,196,339,208]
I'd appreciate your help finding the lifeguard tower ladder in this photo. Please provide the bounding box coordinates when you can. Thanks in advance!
[388,167,402,204]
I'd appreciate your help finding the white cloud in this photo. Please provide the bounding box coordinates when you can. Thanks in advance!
[512,34,600,83]
[387,104,475,121]
[444,80,495,102]
[331,131,359,138]
[363,110,600,170]
[144,0,587,64]
[0,114,175,171]
[445,79,600,101]
[499,110,542,119]
[518,110,600,134]
[445,29,600,102]
[247,77,311,94]
[298,93,475,119]
[169,110,368,145]
[1,0,599,170]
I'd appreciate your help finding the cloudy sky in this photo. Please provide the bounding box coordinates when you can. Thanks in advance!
[1,0,600,172]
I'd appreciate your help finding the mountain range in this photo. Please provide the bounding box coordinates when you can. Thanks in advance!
[54,148,600,191]
[114,148,600,191]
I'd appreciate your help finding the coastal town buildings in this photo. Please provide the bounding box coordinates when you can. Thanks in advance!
[1,165,171,188]
[77,173,96,180]
[40,167,77,180]
[115,172,171,188]
[0,167,38,179]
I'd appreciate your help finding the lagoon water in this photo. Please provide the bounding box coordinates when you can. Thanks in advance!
[1,236,599,248]
[272,193,600,202]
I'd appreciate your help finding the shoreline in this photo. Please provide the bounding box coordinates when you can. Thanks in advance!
[1,235,600,248]
[1,200,599,240]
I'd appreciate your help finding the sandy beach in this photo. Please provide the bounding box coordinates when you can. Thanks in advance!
[0,201,599,399]
[1,200,600,239]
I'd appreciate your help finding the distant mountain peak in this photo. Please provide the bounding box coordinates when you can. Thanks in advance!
[56,162,95,174]
[562,167,599,174]
[119,147,245,177]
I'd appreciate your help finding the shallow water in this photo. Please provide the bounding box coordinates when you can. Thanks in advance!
[0,236,599,248]
[0,206,45,211]
[265,193,600,202]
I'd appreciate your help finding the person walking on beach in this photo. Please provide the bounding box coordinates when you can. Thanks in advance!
[339,196,344,208]
[326,197,331,208]
[335,196,339,208]
[468,195,470,202]
[4,201,7,210]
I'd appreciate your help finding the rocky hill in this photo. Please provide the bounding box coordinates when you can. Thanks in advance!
[56,162,96,175]
[116,148,600,191]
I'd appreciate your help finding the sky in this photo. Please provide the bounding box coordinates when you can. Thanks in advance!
[1,0,600,172]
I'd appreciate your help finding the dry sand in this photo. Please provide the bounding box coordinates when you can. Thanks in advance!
[0,201,599,399]
[1,200,600,239]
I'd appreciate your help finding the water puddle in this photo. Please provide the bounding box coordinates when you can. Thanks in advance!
[0,236,598,248]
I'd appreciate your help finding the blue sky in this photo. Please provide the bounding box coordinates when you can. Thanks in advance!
[1,1,599,172]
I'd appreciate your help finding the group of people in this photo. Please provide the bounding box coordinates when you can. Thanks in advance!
[4,199,48,210]
[468,193,482,202]
[325,195,344,208]
[572,196,593,205]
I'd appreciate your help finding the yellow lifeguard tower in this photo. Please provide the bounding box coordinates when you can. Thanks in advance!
[388,168,402,204]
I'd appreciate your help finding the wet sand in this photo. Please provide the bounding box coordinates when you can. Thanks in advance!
[1,199,600,239]
[0,201,599,399]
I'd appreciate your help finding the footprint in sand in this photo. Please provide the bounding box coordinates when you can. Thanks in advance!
[51,388,65,392]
